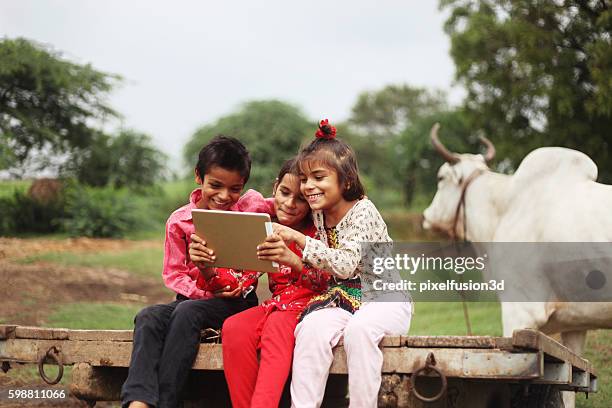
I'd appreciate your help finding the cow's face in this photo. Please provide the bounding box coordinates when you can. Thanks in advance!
[423,154,489,234]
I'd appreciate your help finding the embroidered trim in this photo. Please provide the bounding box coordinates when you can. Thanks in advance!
[298,224,362,321]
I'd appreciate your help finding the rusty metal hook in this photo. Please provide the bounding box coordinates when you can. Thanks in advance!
[38,346,64,385]
[410,352,448,403]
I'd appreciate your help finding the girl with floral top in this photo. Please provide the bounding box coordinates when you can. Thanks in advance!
[273,120,413,408]
[217,158,329,408]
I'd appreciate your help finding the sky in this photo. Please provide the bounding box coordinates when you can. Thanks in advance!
[1,0,463,171]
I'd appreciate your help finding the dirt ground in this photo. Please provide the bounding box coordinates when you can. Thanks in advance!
[0,237,174,407]
[0,237,172,326]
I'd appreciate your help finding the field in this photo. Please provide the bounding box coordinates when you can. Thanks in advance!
[0,212,609,407]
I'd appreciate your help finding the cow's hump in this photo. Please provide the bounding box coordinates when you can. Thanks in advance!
[512,147,598,184]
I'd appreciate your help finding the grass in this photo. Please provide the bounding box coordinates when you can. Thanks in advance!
[578,330,612,408]
[124,225,165,240]
[45,302,144,330]
[410,302,502,336]
[18,247,164,278]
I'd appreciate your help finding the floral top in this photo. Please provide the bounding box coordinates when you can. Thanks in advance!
[300,199,408,318]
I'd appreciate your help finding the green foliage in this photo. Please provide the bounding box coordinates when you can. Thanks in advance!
[441,0,612,182]
[0,179,30,198]
[65,130,167,188]
[61,184,145,238]
[395,109,480,204]
[183,100,312,193]
[345,84,448,206]
[350,84,447,137]
[157,178,197,215]
[0,178,189,238]
[0,37,120,173]
[0,189,64,235]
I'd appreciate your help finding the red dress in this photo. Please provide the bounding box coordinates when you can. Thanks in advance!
[221,223,330,408]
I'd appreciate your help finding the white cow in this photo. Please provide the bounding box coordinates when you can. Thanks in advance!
[422,124,612,359]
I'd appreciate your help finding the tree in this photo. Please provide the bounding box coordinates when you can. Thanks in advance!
[65,130,167,188]
[0,37,120,174]
[441,0,612,181]
[184,100,312,193]
[346,84,448,207]
[395,109,480,206]
[350,84,447,138]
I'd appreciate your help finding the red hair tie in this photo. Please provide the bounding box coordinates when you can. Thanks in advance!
[315,119,337,139]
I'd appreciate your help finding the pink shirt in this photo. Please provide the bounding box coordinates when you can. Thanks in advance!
[163,188,273,299]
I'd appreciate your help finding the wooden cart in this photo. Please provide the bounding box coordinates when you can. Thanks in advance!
[0,325,597,407]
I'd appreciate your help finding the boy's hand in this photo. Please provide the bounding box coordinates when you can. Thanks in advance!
[189,233,216,268]
[257,233,303,272]
[212,284,242,299]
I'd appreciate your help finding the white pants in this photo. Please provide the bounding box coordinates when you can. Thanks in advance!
[291,302,412,408]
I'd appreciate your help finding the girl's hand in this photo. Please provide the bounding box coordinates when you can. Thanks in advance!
[189,234,216,270]
[257,233,303,272]
[213,284,242,298]
[271,223,307,249]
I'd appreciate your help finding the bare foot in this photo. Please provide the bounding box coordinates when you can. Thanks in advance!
[128,402,150,408]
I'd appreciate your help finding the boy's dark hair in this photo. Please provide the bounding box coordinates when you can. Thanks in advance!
[195,135,251,183]
[296,136,365,201]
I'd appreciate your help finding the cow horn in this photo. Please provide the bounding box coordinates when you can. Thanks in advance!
[478,135,496,162]
[430,123,459,164]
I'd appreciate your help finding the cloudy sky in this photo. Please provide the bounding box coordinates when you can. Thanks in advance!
[1,1,462,170]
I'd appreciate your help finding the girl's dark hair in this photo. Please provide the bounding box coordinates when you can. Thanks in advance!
[296,136,365,201]
[276,157,298,185]
[195,135,251,183]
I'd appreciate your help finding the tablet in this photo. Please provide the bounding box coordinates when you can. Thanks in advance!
[191,209,279,273]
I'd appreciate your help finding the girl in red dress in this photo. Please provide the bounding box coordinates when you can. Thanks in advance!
[221,158,330,408]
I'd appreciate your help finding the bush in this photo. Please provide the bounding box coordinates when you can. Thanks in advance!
[0,195,16,234]
[0,189,64,235]
[61,185,145,238]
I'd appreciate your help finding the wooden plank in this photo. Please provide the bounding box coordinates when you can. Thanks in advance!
[192,344,224,370]
[14,326,69,340]
[512,329,595,376]
[379,336,401,347]
[399,335,513,349]
[68,330,133,342]
[330,347,542,379]
[0,338,132,366]
[2,338,544,380]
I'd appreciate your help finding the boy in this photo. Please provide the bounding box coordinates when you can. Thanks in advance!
[121,135,271,408]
